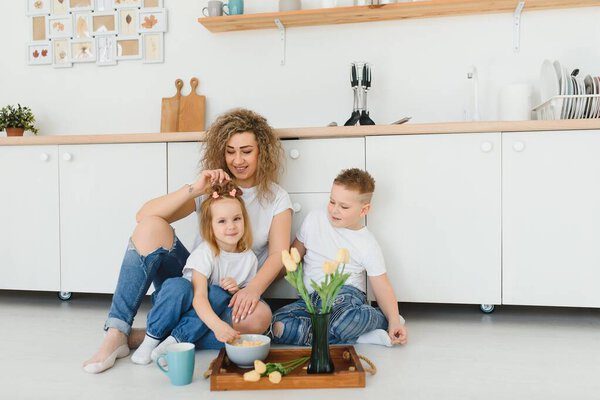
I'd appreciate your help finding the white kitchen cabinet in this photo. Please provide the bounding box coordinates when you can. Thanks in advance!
[167,142,205,251]
[280,138,365,193]
[366,133,501,305]
[503,131,600,307]
[0,145,60,291]
[59,143,167,294]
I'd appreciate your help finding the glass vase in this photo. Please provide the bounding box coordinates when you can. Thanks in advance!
[307,312,335,374]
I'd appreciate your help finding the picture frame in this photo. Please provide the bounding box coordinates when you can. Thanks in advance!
[47,15,73,39]
[27,42,52,65]
[71,38,96,62]
[118,8,139,37]
[141,0,162,7]
[73,13,93,38]
[138,8,167,33]
[142,32,163,63]
[94,0,114,12]
[114,0,141,8]
[26,0,51,15]
[31,15,48,41]
[116,36,141,60]
[92,13,118,35]
[96,35,117,66]
[52,38,72,68]
[51,0,70,14]
[68,0,93,11]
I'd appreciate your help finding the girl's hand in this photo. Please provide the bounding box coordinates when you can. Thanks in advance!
[388,323,408,345]
[229,286,261,323]
[213,321,240,344]
[190,169,231,197]
[220,277,240,294]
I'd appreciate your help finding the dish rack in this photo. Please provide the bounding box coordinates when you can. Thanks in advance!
[533,94,600,120]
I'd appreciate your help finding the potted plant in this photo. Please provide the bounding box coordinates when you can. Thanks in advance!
[0,104,39,136]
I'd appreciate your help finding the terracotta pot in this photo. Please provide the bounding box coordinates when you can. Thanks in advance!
[6,128,25,137]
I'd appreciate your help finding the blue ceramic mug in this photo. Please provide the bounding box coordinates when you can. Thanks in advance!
[156,342,195,386]
[224,0,244,15]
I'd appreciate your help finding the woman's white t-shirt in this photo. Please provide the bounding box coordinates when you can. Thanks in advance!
[193,183,292,267]
[297,207,386,294]
[182,241,258,288]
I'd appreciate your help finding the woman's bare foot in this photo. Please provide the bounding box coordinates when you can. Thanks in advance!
[83,328,128,373]
[128,327,147,349]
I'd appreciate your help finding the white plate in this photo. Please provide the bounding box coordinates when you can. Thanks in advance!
[553,60,565,95]
[540,59,560,102]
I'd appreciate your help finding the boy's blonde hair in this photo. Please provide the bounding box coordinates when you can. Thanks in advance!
[201,108,284,202]
[199,181,253,256]
[333,168,375,202]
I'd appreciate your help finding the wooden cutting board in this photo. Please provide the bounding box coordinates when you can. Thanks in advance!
[160,77,206,133]
[160,79,183,133]
[178,77,206,132]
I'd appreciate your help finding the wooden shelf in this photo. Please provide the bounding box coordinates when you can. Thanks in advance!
[198,0,600,33]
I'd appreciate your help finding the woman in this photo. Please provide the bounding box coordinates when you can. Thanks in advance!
[83,109,292,373]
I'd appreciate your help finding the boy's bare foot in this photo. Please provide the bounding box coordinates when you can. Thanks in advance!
[83,328,129,373]
[128,327,147,349]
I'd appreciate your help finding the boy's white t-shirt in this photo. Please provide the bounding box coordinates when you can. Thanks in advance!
[193,183,292,267]
[297,207,386,294]
[182,241,258,288]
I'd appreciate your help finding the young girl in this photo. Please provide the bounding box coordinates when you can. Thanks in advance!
[131,182,258,364]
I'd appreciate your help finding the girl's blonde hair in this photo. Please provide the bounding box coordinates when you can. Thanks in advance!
[201,108,283,201]
[200,181,253,256]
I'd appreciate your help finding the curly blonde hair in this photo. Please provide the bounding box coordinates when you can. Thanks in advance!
[201,108,284,201]
[200,181,252,256]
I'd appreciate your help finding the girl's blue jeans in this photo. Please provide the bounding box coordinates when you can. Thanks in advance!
[104,235,230,349]
[271,285,388,346]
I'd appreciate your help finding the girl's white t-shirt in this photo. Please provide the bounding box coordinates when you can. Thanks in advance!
[182,241,258,288]
[297,207,387,294]
[193,183,292,267]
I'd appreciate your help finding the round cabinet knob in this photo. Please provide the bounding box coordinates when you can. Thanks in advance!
[292,203,302,213]
[480,141,493,153]
[289,149,300,160]
[513,141,525,152]
[62,153,73,161]
[39,153,49,162]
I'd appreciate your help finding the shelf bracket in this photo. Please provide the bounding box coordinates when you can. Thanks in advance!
[513,1,525,53]
[274,18,286,66]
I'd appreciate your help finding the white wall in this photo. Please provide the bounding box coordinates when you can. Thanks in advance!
[1,1,600,135]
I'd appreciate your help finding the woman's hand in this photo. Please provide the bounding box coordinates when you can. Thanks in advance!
[229,285,261,323]
[220,277,240,294]
[190,169,231,197]
[213,321,240,343]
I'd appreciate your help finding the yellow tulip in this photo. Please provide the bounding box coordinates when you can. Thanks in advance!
[322,260,338,275]
[281,249,297,272]
[290,247,301,264]
[336,248,350,264]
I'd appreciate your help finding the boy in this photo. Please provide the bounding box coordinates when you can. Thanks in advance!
[272,168,407,347]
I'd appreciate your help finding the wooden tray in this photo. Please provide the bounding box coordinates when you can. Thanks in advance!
[210,346,365,391]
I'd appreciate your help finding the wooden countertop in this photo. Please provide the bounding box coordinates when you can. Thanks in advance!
[2,120,600,146]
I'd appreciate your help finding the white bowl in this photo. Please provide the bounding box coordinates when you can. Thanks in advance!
[225,334,271,368]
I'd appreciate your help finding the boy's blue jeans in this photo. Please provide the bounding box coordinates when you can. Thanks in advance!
[104,235,231,349]
[145,278,233,349]
[272,285,388,346]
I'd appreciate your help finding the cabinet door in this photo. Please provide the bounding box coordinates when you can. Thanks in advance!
[59,143,167,293]
[167,142,204,251]
[264,193,330,299]
[0,146,60,291]
[503,131,600,307]
[366,134,501,304]
[280,138,365,193]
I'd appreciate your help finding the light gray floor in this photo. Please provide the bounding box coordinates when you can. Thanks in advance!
[2,290,600,400]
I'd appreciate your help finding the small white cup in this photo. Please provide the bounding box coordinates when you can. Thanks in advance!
[279,0,301,11]
[499,83,533,121]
